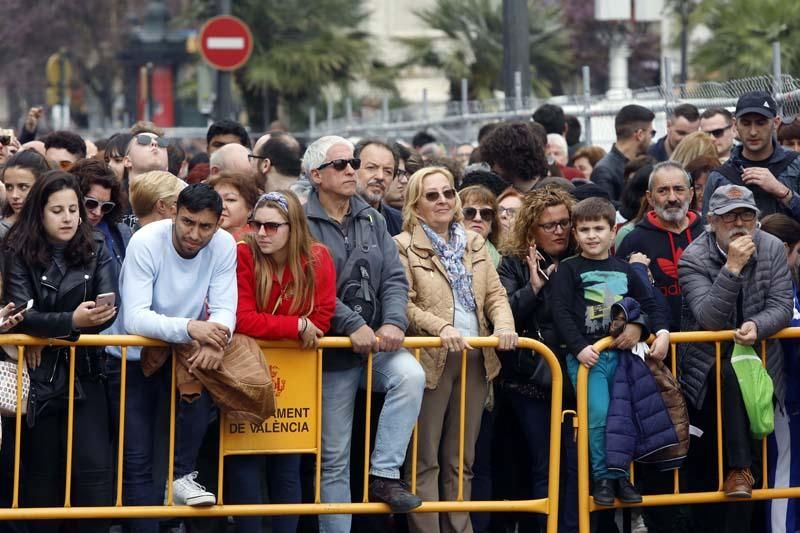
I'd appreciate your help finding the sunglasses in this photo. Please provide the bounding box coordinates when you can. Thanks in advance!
[317,158,361,171]
[0,136,11,146]
[57,160,74,170]
[84,197,116,214]
[463,207,495,220]
[706,125,732,138]
[423,189,456,202]
[134,134,170,148]
[251,220,289,235]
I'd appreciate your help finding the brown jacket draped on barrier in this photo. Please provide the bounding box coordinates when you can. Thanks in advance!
[395,225,515,389]
[140,333,276,424]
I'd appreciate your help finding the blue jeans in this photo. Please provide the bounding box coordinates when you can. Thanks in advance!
[567,350,625,481]
[225,453,302,533]
[107,357,214,533]
[319,349,425,533]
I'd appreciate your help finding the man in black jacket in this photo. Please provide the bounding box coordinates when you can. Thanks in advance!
[591,105,655,202]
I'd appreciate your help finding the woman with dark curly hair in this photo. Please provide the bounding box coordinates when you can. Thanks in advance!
[70,159,132,275]
[497,186,578,532]
[479,122,549,192]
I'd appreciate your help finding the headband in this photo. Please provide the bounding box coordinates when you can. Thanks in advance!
[259,192,289,212]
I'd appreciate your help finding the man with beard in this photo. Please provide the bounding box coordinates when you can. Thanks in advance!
[679,185,792,528]
[617,161,703,330]
[615,161,701,533]
[353,138,403,236]
[702,91,800,221]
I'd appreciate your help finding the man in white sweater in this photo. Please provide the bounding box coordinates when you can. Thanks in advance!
[106,184,237,532]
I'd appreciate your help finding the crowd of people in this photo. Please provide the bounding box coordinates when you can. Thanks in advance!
[0,88,796,533]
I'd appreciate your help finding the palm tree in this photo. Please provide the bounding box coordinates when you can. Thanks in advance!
[691,0,800,80]
[234,0,397,129]
[400,0,574,100]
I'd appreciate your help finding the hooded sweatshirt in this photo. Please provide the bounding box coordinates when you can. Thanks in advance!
[616,210,704,330]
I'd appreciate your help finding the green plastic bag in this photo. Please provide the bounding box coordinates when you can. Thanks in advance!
[731,343,775,439]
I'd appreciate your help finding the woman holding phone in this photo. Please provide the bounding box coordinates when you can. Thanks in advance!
[3,170,118,532]
[231,190,336,532]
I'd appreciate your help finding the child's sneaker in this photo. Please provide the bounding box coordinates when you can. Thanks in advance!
[616,478,642,504]
[592,479,615,506]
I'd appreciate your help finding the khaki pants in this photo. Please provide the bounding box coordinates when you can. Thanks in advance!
[407,349,487,533]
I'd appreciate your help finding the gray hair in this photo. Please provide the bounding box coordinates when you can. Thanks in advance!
[301,135,354,176]
[647,160,692,191]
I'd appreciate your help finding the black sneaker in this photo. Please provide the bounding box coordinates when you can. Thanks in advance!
[616,478,642,504]
[592,479,615,506]
[368,476,423,513]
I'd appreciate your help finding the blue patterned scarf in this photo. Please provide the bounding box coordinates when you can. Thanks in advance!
[420,222,476,312]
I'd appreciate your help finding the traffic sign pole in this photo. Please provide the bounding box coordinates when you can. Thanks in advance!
[199,6,253,121]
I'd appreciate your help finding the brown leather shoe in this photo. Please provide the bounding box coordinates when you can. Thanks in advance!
[723,468,754,498]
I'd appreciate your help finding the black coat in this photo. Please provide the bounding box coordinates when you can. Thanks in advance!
[4,234,119,344]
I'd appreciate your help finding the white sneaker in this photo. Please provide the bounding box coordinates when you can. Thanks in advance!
[172,471,216,506]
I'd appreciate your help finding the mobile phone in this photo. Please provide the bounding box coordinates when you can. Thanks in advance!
[0,299,32,327]
[95,292,116,308]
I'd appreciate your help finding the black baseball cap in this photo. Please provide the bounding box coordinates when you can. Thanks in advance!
[735,90,777,118]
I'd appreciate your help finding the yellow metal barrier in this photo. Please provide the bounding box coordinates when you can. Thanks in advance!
[0,334,563,531]
[576,327,800,532]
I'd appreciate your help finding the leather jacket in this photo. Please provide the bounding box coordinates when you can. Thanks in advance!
[3,235,119,374]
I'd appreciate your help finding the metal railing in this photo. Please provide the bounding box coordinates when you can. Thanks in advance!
[0,334,563,532]
[575,328,800,532]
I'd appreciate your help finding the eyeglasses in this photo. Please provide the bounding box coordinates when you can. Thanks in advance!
[705,125,733,138]
[463,207,495,220]
[316,158,361,171]
[250,220,289,235]
[537,219,571,233]
[84,197,116,214]
[718,210,757,223]
[134,134,170,148]
[499,206,518,217]
[423,189,456,202]
[248,154,268,161]
[637,128,657,138]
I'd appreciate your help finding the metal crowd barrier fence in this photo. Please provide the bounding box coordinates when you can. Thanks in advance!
[0,334,562,532]
[576,327,800,532]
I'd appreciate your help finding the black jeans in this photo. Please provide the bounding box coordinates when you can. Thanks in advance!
[686,360,762,533]
[22,378,113,533]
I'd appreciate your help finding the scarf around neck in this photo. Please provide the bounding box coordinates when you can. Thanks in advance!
[420,222,476,312]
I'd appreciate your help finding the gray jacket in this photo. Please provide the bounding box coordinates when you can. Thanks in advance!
[677,229,793,409]
[305,190,409,370]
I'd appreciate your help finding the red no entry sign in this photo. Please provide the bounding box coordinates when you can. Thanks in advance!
[199,15,254,71]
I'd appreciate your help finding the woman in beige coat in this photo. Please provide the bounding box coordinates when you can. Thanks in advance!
[394,167,517,533]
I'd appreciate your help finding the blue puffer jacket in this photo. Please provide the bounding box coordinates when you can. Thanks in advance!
[606,351,679,473]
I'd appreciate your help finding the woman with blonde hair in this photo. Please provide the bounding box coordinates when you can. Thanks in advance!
[671,131,718,168]
[128,170,186,228]
[496,188,524,243]
[231,190,336,532]
[395,166,516,533]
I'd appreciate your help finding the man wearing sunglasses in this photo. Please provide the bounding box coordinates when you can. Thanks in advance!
[123,132,169,182]
[702,91,800,222]
[700,107,736,163]
[302,135,426,530]
[354,138,403,236]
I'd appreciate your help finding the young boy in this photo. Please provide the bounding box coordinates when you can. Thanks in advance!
[552,197,670,505]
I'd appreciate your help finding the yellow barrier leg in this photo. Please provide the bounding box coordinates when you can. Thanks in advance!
[64,346,77,507]
[362,351,373,503]
[116,347,128,506]
[411,348,420,494]
[577,364,590,532]
[166,354,177,505]
[315,347,323,504]
[12,346,24,509]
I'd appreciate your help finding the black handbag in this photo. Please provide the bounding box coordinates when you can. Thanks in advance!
[511,327,552,387]
[26,348,85,427]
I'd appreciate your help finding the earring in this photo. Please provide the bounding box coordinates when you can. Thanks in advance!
[79,217,83,225]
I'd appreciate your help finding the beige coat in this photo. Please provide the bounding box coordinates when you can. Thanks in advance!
[395,224,514,389]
